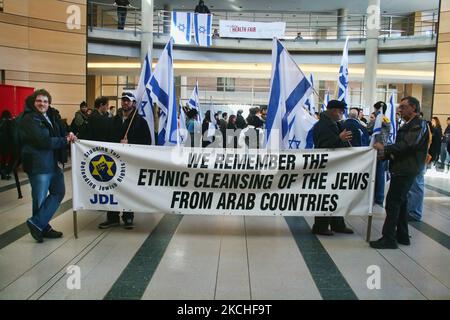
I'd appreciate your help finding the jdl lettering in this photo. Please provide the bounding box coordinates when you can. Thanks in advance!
[90,194,118,205]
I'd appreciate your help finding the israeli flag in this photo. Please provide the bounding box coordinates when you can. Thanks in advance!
[171,11,192,44]
[178,103,188,145]
[194,13,213,47]
[338,37,350,117]
[304,74,316,115]
[370,110,383,146]
[266,38,314,150]
[287,106,318,150]
[321,91,330,113]
[135,50,155,145]
[147,38,178,146]
[188,81,202,123]
[385,93,398,145]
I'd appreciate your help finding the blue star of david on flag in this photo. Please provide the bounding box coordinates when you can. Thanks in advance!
[288,136,301,149]
[198,26,206,33]
[177,23,185,32]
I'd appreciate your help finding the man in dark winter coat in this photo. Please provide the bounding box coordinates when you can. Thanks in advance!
[79,96,111,142]
[370,96,430,249]
[311,100,354,236]
[19,89,76,243]
[98,91,151,230]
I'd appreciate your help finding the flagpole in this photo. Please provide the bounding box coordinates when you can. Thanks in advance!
[123,107,139,141]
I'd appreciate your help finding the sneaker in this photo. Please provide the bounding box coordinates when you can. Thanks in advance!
[43,228,63,238]
[123,219,134,230]
[372,203,385,214]
[312,228,334,236]
[26,220,43,243]
[369,237,398,249]
[98,220,120,229]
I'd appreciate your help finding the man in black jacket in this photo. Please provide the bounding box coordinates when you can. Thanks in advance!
[19,89,76,242]
[194,0,210,14]
[98,91,151,229]
[370,96,430,249]
[79,96,111,142]
[311,100,354,236]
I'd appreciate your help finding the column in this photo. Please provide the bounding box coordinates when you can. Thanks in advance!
[141,0,154,63]
[363,0,380,110]
[337,8,348,39]
[432,0,450,126]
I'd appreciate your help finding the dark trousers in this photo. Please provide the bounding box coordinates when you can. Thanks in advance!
[382,174,416,241]
[117,7,127,29]
[313,216,347,232]
[107,211,134,222]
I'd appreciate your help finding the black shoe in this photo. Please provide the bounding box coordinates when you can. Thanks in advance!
[331,227,354,234]
[312,228,334,236]
[26,220,43,243]
[98,220,120,229]
[408,216,421,222]
[369,237,398,249]
[396,235,411,246]
[123,219,134,230]
[43,228,63,238]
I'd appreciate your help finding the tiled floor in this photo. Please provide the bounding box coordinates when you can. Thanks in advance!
[0,169,449,300]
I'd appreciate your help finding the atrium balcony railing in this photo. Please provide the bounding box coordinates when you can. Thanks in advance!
[87,1,438,40]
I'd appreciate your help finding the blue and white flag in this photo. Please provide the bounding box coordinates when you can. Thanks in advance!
[147,38,178,146]
[194,13,213,47]
[178,103,188,145]
[135,50,155,145]
[338,37,350,117]
[171,11,192,44]
[188,81,202,123]
[287,105,318,150]
[304,74,316,115]
[370,110,383,146]
[385,93,397,144]
[266,38,314,150]
[321,91,330,113]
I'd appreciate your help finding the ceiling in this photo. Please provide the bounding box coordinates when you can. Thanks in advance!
[97,0,439,14]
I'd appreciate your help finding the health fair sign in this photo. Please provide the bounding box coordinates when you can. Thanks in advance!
[72,140,376,216]
[219,20,286,39]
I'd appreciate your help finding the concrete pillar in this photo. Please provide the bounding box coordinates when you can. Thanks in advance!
[363,0,380,110]
[163,4,171,34]
[141,0,154,63]
[337,8,348,39]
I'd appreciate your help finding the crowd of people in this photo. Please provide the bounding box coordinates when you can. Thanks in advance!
[3,87,449,250]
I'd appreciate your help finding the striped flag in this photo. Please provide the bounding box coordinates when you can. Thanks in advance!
[171,11,192,44]
[188,81,202,123]
[147,38,178,146]
[304,74,316,115]
[194,13,213,47]
[338,37,350,117]
[321,91,330,113]
[135,50,155,144]
[385,93,398,144]
[265,38,314,150]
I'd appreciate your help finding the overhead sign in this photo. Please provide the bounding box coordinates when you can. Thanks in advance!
[72,140,376,216]
[219,20,286,39]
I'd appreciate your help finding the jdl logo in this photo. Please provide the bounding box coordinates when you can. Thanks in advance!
[90,194,118,205]
[66,265,81,290]
[366,265,381,290]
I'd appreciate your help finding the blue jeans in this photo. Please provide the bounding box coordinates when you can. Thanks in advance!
[28,169,65,231]
[117,8,127,29]
[446,150,450,166]
[375,160,387,205]
[407,164,425,221]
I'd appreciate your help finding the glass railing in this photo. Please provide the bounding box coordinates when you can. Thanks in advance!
[87,1,438,40]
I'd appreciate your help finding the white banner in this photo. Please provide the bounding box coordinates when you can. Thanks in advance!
[219,20,286,39]
[72,140,376,216]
